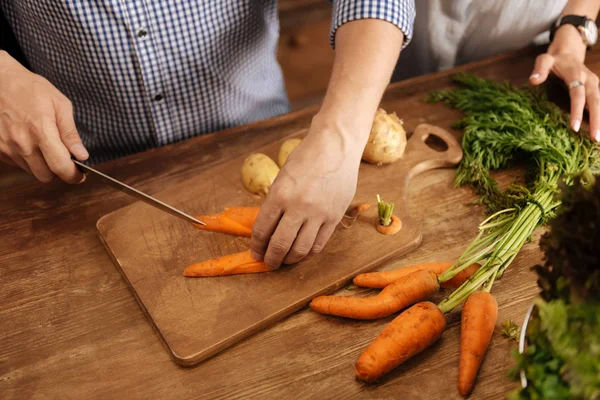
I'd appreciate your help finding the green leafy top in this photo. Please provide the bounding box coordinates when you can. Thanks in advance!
[427,73,600,215]
[536,178,600,303]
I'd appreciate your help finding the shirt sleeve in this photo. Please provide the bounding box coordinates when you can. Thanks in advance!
[329,0,416,49]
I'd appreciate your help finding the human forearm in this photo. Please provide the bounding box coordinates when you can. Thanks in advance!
[313,19,404,154]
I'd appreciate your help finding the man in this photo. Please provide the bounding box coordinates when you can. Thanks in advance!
[0,1,598,271]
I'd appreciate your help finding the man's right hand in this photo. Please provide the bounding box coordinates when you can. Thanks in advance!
[0,50,88,183]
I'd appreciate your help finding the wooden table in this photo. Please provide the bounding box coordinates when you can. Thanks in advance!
[1,47,594,399]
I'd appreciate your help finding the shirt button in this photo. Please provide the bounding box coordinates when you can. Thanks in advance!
[136,28,148,39]
[153,93,164,102]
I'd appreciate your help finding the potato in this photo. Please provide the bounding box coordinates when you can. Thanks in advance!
[241,153,280,196]
[277,138,302,167]
[362,108,407,165]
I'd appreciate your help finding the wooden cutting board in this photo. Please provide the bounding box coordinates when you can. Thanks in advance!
[97,123,462,367]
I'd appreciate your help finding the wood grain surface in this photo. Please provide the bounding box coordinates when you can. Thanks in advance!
[1,46,592,399]
[96,124,462,366]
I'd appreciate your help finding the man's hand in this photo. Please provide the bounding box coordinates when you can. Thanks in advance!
[249,19,404,269]
[0,51,88,183]
[250,118,361,269]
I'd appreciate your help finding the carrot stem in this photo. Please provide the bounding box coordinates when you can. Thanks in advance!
[376,194,394,227]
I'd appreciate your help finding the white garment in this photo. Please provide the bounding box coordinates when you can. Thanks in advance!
[393,0,568,80]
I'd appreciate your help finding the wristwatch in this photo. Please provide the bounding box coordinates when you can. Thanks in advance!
[550,15,598,47]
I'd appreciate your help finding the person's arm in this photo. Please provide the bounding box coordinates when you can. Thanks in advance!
[250,18,406,269]
[530,0,600,141]
[0,50,88,183]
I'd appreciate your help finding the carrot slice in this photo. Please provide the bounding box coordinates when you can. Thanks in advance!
[376,215,402,235]
[193,214,252,237]
[184,250,269,277]
[223,207,260,229]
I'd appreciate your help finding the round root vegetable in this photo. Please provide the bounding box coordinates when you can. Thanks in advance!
[241,153,279,196]
[277,138,302,167]
[458,291,498,397]
[310,269,439,320]
[362,108,407,165]
[355,301,446,382]
[353,262,480,289]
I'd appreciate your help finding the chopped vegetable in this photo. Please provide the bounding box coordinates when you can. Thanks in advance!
[341,203,372,229]
[241,153,279,196]
[194,207,259,237]
[277,138,302,167]
[355,301,445,382]
[183,249,269,277]
[310,269,439,320]
[376,195,402,235]
[458,291,498,397]
[353,262,480,289]
[362,108,407,165]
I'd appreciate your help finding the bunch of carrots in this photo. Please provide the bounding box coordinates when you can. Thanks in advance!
[184,202,496,397]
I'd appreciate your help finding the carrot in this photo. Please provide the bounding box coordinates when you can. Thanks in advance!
[223,207,260,229]
[353,262,480,289]
[355,301,446,382]
[309,269,439,320]
[356,203,371,212]
[194,206,260,237]
[458,291,498,397]
[376,215,402,235]
[193,214,252,237]
[183,249,269,277]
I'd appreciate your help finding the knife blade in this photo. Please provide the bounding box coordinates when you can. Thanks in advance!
[73,160,205,226]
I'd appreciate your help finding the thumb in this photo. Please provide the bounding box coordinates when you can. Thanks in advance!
[529,54,554,86]
[55,98,89,161]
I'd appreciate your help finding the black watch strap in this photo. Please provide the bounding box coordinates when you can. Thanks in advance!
[550,15,587,42]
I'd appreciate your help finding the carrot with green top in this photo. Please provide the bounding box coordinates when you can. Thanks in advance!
[355,301,446,382]
[376,195,402,235]
[184,249,269,277]
[353,262,480,289]
[310,269,439,320]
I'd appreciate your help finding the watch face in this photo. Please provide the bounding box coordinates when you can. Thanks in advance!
[585,19,598,46]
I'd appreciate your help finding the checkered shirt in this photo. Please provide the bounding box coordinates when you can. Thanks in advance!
[1,1,415,163]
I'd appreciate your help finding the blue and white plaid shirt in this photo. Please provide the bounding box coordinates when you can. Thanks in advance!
[2,1,415,163]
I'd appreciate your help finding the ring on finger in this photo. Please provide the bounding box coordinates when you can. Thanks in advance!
[569,80,584,89]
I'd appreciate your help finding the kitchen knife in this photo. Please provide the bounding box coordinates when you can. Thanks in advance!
[73,160,205,226]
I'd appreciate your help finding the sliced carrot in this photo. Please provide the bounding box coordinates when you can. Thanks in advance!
[310,269,439,320]
[353,262,480,289]
[223,207,260,229]
[193,214,252,237]
[183,249,269,277]
[341,203,372,229]
[458,291,498,397]
[376,215,402,235]
[355,301,446,382]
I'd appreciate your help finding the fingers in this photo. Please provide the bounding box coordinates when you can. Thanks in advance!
[565,71,586,133]
[283,221,322,265]
[250,203,283,261]
[585,73,600,142]
[262,213,303,270]
[300,223,335,263]
[37,119,84,184]
[54,97,89,160]
[529,54,554,86]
